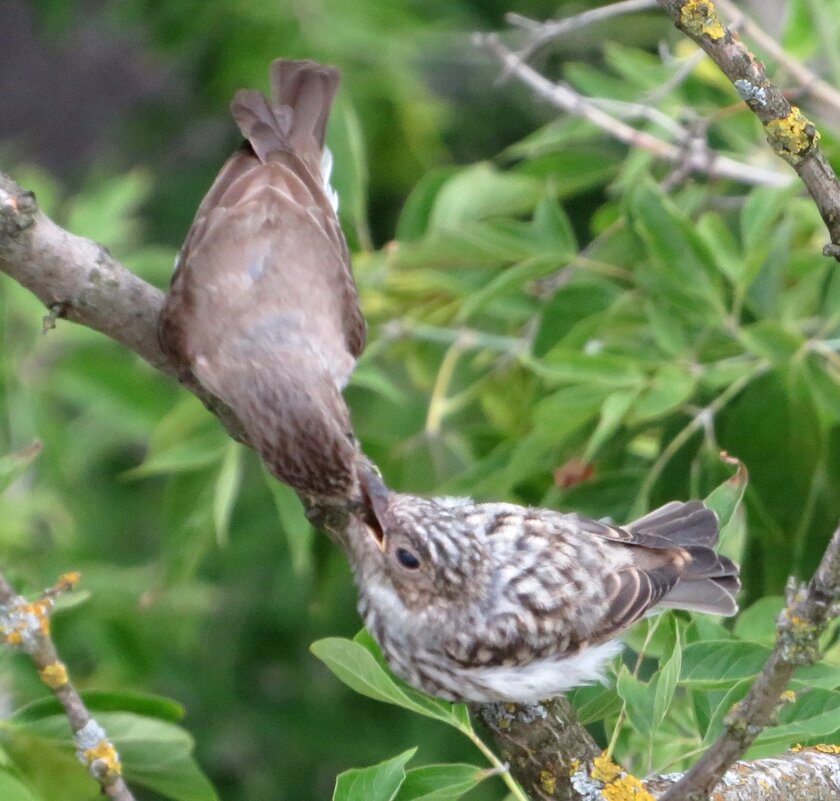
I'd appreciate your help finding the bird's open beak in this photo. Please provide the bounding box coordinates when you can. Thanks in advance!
[358,462,389,552]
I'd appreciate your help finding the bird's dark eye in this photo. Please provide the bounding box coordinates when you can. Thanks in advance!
[395,547,421,570]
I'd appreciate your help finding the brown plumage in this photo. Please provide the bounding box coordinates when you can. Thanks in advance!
[347,467,740,703]
[159,60,365,497]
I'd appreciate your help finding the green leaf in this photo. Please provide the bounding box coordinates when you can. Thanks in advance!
[0,441,42,495]
[704,454,749,533]
[741,186,800,259]
[531,193,577,252]
[679,640,767,689]
[734,597,784,647]
[629,364,696,423]
[701,679,752,746]
[629,181,724,318]
[652,622,682,728]
[397,167,462,241]
[310,635,468,730]
[0,771,42,801]
[12,691,184,724]
[569,684,623,725]
[125,435,225,478]
[428,163,542,229]
[533,281,620,356]
[394,763,486,801]
[537,348,645,388]
[456,255,568,322]
[263,469,314,577]
[329,96,372,250]
[13,712,217,801]
[681,640,840,690]
[754,688,840,749]
[64,169,151,250]
[584,388,640,461]
[739,321,804,363]
[616,665,654,737]
[333,749,416,801]
[212,441,242,545]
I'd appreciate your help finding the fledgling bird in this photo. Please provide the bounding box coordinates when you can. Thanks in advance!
[350,467,740,703]
[159,59,365,498]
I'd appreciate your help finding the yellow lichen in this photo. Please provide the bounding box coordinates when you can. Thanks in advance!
[57,572,81,591]
[591,753,656,801]
[39,662,69,689]
[813,743,840,755]
[602,773,656,801]
[540,770,557,795]
[791,743,803,752]
[5,630,22,646]
[765,107,820,165]
[83,740,122,780]
[569,758,580,776]
[780,690,796,703]
[679,0,726,40]
[592,753,623,783]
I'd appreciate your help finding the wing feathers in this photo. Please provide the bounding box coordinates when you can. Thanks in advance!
[584,500,740,638]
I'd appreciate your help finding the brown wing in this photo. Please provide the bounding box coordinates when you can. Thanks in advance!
[158,59,366,496]
[575,501,738,637]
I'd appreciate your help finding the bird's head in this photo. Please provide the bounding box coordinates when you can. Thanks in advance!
[353,466,488,611]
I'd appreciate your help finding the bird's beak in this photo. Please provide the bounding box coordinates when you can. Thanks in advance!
[358,462,389,552]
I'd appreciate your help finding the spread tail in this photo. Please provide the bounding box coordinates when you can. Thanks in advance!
[629,501,741,616]
[229,59,340,175]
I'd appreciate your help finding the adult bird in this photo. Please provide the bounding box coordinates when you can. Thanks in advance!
[159,59,365,498]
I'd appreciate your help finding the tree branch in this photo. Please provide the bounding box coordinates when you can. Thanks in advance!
[0,172,248,445]
[660,523,840,801]
[0,572,136,801]
[472,33,793,189]
[655,0,840,260]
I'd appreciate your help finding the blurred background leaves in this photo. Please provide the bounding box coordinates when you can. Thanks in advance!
[1,0,840,799]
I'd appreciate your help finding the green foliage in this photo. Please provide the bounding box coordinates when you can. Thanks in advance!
[3,0,840,799]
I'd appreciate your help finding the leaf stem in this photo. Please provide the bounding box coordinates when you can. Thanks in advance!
[462,725,530,801]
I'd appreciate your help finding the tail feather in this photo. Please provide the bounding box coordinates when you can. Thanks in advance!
[659,578,739,616]
[629,500,719,547]
[230,59,339,173]
[629,501,741,617]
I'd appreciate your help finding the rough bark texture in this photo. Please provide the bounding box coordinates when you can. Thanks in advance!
[473,698,601,801]
[0,573,136,801]
[656,0,840,259]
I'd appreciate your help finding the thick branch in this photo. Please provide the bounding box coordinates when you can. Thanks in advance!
[473,698,600,801]
[648,748,840,800]
[0,172,248,444]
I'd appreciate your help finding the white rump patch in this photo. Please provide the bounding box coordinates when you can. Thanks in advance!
[320,147,339,212]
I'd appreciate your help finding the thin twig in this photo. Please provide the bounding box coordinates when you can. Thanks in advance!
[473,33,791,188]
[506,1,659,63]
[0,573,137,801]
[660,522,840,801]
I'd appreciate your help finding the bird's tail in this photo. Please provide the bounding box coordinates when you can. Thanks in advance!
[230,59,340,179]
[629,501,741,616]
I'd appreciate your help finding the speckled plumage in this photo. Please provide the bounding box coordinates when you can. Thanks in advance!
[159,60,364,497]
[349,470,740,703]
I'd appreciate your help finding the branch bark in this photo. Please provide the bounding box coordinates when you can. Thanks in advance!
[659,524,840,801]
[0,572,136,801]
[655,0,840,260]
